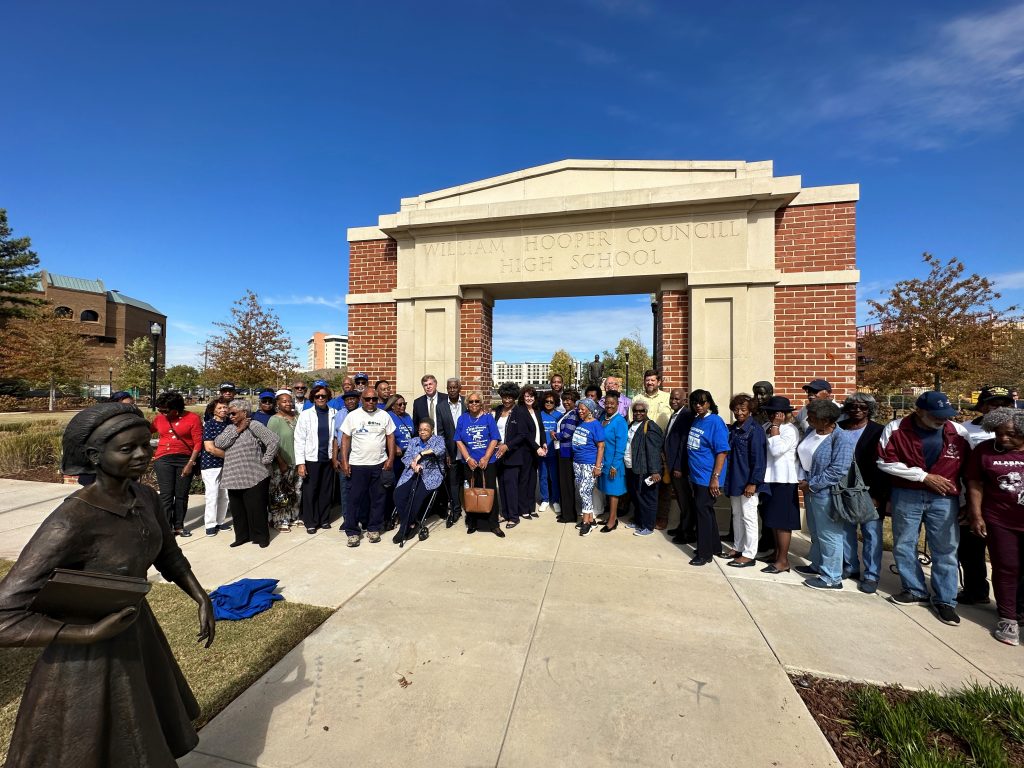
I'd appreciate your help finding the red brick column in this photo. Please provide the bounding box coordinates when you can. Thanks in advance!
[773,203,857,402]
[658,289,689,391]
[347,238,398,382]
[460,298,493,396]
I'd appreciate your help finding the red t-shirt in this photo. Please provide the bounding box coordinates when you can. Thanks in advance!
[149,411,203,460]
[966,440,1024,531]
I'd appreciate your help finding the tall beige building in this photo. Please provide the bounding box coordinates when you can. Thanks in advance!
[307,332,349,370]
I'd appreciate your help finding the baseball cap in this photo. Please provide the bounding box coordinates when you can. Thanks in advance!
[219,382,236,391]
[258,388,276,400]
[802,379,832,393]
[275,389,292,398]
[915,391,957,419]
[312,379,329,388]
[974,386,1013,410]
[342,390,360,399]
[354,372,369,382]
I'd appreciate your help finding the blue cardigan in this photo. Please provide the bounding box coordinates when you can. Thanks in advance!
[725,417,768,497]
[801,427,857,493]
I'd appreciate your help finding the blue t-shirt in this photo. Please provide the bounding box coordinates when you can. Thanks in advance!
[252,410,274,427]
[540,410,559,448]
[687,413,730,486]
[455,413,500,462]
[200,419,229,470]
[571,419,606,465]
[390,411,415,453]
[316,406,331,462]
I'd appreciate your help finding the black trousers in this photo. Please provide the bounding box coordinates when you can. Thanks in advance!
[465,465,498,530]
[345,463,385,535]
[557,455,578,522]
[446,456,464,517]
[498,462,521,524]
[959,524,990,600]
[395,477,435,531]
[154,454,192,529]
[228,477,270,546]
[518,455,538,519]
[692,483,723,559]
[627,471,658,531]
[670,472,696,538]
[301,461,334,530]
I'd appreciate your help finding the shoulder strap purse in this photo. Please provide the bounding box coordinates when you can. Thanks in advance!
[463,468,495,513]
[829,459,878,524]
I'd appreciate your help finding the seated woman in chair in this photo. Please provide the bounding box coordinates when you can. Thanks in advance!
[392,418,447,543]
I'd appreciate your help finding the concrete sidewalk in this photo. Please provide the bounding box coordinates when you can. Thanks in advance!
[2,479,1021,767]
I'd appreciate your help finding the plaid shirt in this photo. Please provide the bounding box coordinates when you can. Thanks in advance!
[214,421,280,490]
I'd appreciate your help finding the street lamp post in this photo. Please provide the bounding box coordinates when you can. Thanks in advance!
[149,322,162,412]
[108,366,113,398]
[625,350,631,398]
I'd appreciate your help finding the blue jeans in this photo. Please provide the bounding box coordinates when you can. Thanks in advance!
[844,518,883,582]
[539,452,560,503]
[890,487,960,606]
[805,489,845,586]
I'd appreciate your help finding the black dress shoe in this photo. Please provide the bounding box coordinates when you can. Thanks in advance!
[761,564,791,574]
[229,540,250,547]
[492,526,506,538]
[466,525,476,535]
[689,557,711,566]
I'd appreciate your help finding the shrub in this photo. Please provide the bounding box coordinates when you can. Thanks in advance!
[0,423,64,475]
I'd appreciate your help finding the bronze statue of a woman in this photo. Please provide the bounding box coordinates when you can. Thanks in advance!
[0,403,215,767]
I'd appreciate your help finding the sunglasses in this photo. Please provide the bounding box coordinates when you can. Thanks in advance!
[395,401,406,407]
[229,411,241,417]
[362,396,377,401]
[313,394,328,400]
[633,408,648,413]
[467,399,482,404]
[292,387,307,392]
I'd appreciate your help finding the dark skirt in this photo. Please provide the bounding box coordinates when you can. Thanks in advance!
[761,482,800,531]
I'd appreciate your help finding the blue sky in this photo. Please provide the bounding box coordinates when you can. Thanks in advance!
[2,1,1022,368]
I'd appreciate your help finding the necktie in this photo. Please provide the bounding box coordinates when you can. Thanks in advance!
[429,396,435,423]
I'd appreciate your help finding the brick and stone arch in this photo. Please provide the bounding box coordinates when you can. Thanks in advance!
[345,160,858,401]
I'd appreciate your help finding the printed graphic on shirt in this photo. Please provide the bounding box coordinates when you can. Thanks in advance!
[995,467,1024,505]
[687,424,705,451]
[572,429,590,449]
[462,423,492,453]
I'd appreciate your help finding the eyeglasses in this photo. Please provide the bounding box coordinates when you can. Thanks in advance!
[395,401,406,407]
[362,396,377,401]
[313,394,328,400]
[292,387,306,392]
[229,411,240,417]
[846,403,868,411]
[633,408,648,413]
[544,400,555,405]
[467,399,482,404]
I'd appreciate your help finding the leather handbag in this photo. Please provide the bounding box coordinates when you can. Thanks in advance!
[463,470,495,514]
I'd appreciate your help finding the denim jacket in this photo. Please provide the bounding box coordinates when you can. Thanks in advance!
[800,427,857,494]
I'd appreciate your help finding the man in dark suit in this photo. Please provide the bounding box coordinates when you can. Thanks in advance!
[664,388,696,544]
[436,377,466,523]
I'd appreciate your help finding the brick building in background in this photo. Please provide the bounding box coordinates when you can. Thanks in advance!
[343,160,858,403]
[30,270,166,393]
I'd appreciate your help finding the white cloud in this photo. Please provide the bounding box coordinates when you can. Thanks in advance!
[993,271,1024,291]
[170,320,204,337]
[811,4,1024,149]
[264,294,345,311]
[493,306,653,361]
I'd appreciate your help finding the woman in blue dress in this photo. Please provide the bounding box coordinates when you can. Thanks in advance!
[454,392,504,537]
[598,392,628,532]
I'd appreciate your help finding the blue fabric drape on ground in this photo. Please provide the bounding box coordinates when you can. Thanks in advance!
[209,578,284,620]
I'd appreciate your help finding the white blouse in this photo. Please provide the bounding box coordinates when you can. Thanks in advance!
[797,431,829,479]
[764,422,800,484]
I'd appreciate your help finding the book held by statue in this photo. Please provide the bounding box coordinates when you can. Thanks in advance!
[30,568,151,623]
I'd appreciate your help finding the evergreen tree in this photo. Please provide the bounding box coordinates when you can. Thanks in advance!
[0,209,45,323]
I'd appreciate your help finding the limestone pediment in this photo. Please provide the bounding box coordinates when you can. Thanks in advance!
[401,159,776,211]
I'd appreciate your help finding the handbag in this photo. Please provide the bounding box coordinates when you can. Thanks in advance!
[463,469,495,514]
[828,459,878,524]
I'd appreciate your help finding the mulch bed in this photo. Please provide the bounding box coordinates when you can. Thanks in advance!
[791,673,1024,767]
[0,467,63,484]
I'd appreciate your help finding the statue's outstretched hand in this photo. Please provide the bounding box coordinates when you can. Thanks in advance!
[197,595,216,648]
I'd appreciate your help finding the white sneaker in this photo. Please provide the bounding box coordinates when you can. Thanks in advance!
[552,503,561,514]
[538,502,549,513]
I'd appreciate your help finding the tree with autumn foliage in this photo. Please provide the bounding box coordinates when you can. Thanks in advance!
[0,312,89,410]
[206,291,298,391]
[861,253,1018,395]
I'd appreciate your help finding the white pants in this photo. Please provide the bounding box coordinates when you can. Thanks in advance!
[730,494,760,559]
[201,467,229,529]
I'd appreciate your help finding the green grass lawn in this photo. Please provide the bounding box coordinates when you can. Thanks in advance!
[0,560,333,762]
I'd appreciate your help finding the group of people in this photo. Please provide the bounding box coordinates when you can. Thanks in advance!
[148,369,1024,646]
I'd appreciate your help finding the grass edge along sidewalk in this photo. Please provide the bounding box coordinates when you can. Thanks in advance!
[793,673,1024,768]
[0,559,333,764]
